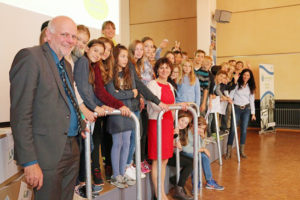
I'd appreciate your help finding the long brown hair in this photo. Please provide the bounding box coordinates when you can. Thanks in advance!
[84,39,105,86]
[128,40,144,79]
[113,44,132,90]
[178,111,193,146]
[98,37,114,84]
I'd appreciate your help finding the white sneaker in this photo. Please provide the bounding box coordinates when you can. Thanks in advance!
[124,174,136,186]
[125,166,146,180]
[125,166,136,180]
[141,171,146,179]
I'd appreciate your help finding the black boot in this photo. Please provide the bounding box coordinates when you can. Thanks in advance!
[173,186,193,200]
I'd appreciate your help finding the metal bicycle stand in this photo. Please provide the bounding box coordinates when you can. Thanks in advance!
[174,110,180,184]
[187,103,202,188]
[85,110,142,200]
[231,104,241,163]
[213,111,223,166]
[85,122,93,200]
[157,105,199,200]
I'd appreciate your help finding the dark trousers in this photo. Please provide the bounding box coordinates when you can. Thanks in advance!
[207,113,216,137]
[168,153,193,187]
[34,137,80,200]
[78,138,86,182]
[140,108,148,161]
[100,117,112,167]
[220,114,228,131]
[78,117,112,182]
[91,117,112,170]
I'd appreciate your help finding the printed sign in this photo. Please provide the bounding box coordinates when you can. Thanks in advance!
[259,64,275,132]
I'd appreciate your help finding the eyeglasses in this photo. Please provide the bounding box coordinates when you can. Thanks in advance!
[60,33,77,40]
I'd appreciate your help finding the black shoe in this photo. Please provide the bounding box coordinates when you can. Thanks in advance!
[105,165,112,181]
[173,186,193,200]
[169,175,177,186]
[93,168,104,185]
[75,184,100,198]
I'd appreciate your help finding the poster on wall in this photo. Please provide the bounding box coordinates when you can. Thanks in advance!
[210,26,216,65]
[259,64,276,133]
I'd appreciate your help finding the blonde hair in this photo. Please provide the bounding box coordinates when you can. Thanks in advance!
[204,56,213,62]
[221,62,230,72]
[77,25,90,39]
[178,60,196,85]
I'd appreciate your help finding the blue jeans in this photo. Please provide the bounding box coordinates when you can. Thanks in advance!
[126,111,140,166]
[227,105,251,145]
[111,130,131,177]
[181,152,213,181]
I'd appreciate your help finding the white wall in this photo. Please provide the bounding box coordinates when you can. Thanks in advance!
[197,0,216,53]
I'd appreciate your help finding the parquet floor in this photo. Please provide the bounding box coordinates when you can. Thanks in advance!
[168,129,300,200]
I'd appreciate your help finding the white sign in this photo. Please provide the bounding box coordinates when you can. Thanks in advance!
[259,64,275,132]
[210,96,221,114]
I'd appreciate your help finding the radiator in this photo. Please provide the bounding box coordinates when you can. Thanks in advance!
[275,108,300,129]
[249,100,300,129]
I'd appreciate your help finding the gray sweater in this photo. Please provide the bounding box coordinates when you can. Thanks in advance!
[106,68,136,133]
[73,56,103,110]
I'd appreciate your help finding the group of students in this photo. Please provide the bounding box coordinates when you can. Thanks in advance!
[39,19,256,200]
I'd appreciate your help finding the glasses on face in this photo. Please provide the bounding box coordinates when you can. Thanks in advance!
[60,32,77,41]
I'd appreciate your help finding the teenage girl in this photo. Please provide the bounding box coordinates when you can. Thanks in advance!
[101,20,116,45]
[93,37,114,181]
[106,44,167,188]
[126,40,167,178]
[176,60,201,107]
[176,113,224,192]
[139,36,156,172]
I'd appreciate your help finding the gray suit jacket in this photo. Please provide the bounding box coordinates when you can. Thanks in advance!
[10,43,81,170]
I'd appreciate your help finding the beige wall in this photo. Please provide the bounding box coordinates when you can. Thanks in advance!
[129,0,197,57]
[216,0,300,100]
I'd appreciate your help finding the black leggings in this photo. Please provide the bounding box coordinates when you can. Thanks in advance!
[91,117,112,170]
[168,153,193,187]
[78,138,86,182]
[140,108,148,161]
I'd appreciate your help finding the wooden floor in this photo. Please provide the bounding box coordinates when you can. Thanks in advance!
[168,129,300,200]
